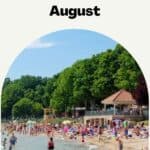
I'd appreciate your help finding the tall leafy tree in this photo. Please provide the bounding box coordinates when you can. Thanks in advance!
[114,45,141,91]
[12,98,43,118]
[12,98,33,118]
[91,49,118,100]
[72,59,95,109]
[51,68,74,114]
[2,83,24,118]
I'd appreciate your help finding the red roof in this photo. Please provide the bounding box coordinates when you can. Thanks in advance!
[101,89,136,105]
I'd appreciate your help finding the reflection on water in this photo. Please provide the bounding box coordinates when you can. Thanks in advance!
[3,134,98,150]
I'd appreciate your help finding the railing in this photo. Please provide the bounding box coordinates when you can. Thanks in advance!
[85,110,141,116]
[85,110,114,116]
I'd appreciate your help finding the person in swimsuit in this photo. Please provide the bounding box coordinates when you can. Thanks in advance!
[9,133,17,150]
[48,137,54,150]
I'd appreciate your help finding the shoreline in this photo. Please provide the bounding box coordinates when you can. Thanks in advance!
[2,123,148,150]
[53,131,148,150]
[3,130,148,150]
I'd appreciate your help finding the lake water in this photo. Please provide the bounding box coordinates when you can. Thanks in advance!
[2,134,99,150]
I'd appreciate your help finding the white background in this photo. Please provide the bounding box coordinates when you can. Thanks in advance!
[0,0,150,99]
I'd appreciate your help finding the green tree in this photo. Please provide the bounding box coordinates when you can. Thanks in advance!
[114,45,141,91]
[32,102,43,118]
[51,68,74,114]
[44,75,59,107]
[72,59,95,109]
[18,75,42,90]
[2,77,11,89]
[12,98,43,118]
[91,50,118,100]
[2,83,23,118]
[12,98,33,118]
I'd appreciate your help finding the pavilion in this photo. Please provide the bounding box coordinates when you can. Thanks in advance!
[84,89,143,125]
[101,89,137,115]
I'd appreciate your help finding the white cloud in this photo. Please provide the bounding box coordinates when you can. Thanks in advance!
[27,39,54,49]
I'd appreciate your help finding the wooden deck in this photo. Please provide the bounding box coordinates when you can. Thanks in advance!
[84,113,144,124]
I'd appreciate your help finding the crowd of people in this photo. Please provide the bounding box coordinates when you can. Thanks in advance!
[1,119,149,150]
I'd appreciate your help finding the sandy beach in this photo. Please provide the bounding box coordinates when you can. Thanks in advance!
[1,120,149,150]
[83,135,148,150]
[53,128,149,150]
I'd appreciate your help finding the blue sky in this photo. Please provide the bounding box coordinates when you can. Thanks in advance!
[7,29,117,80]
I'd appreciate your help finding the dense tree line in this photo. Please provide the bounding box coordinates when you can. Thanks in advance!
[1,44,148,119]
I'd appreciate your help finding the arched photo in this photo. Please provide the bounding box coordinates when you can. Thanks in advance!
[1,29,149,150]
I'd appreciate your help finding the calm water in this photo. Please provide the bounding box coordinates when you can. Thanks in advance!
[3,134,98,150]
